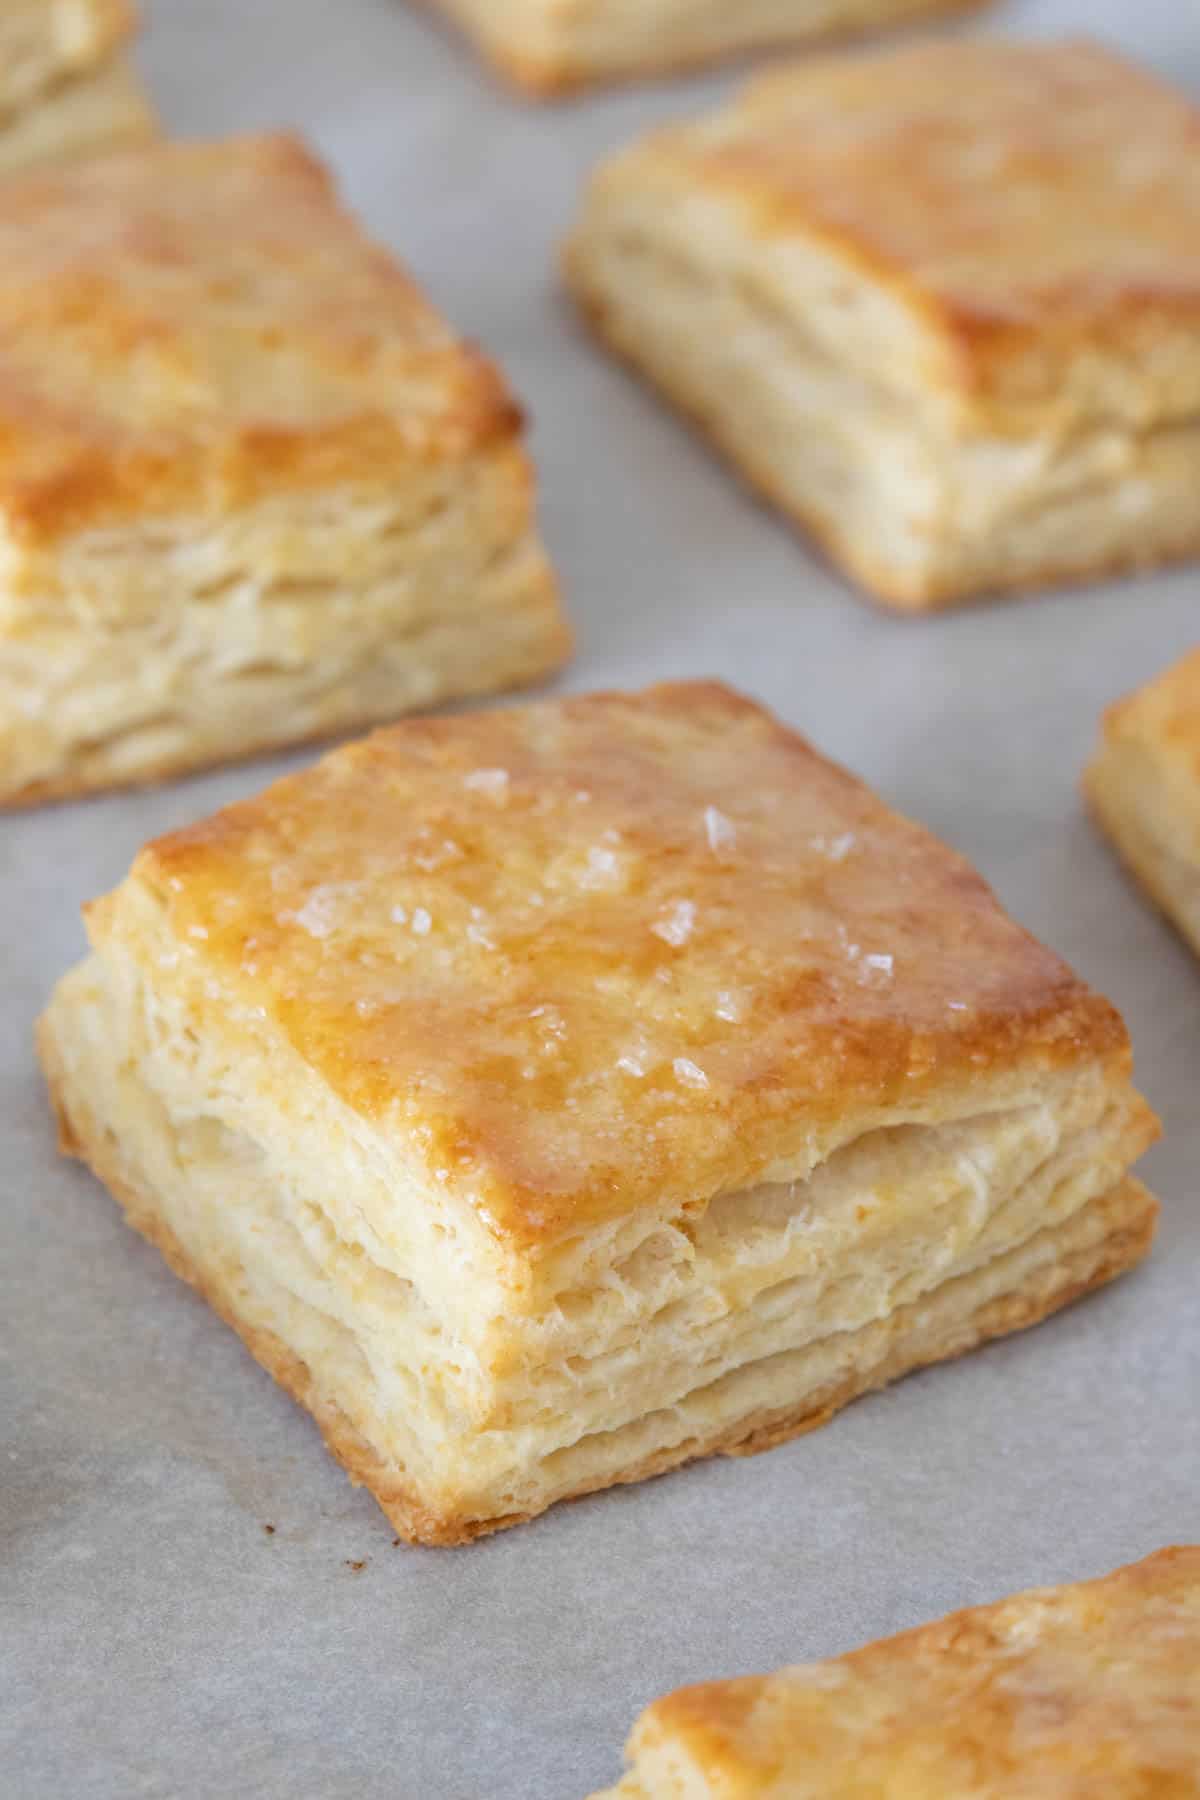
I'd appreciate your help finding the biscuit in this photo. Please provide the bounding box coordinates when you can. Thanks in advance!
[589,1547,1200,1796]
[0,1,154,174]
[1085,648,1200,959]
[417,0,986,96]
[565,39,1200,611]
[39,682,1159,1544]
[0,133,567,806]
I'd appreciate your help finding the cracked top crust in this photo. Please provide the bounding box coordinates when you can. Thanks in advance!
[90,682,1133,1252]
[587,38,1200,427]
[0,132,523,544]
[608,1547,1200,1797]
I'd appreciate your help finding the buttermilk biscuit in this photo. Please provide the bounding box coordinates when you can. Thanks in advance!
[0,1,154,175]
[416,0,986,97]
[590,1547,1200,1797]
[39,683,1159,1544]
[565,39,1200,611]
[0,133,567,806]
[1085,648,1200,959]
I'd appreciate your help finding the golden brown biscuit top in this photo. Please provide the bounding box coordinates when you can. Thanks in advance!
[1103,648,1200,789]
[0,133,520,542]
[111,683,1126,1252]
[624,1548,1200,1797]
[625,39,1200,417]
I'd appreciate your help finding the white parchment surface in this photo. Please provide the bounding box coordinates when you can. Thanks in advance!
[3,1,1198,1794]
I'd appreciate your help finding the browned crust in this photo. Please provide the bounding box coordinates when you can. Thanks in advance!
[629,1546,1200,1794]
[413,0,991,99]
[38,1007,1158,1545]
[0,599,572,811]
[0,134,533,545]
[564,276,1200,613]
[99,678,1141,1247]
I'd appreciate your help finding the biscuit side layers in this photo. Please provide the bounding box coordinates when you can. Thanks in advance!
[416,0,986,97]
[1085,650,1200,958]
[39,929,1157,1544]
[565,42,1200,608]
[0,60,156,179]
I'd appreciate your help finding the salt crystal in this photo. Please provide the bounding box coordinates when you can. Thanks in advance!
[466,920,495,948]
[187,923,209,941]
[714,989,743,1022]
[390,905,408,925]
[411,908,432,936]
[617,1050,649,1078]
[948,1001,968,1012]
[285,885,349,939]
[705,807,736,853]
[583,846,620,885]
[653,900,696,947]
[464,768,508,795]
[814,833,856,862]
[673,1057,709,1090]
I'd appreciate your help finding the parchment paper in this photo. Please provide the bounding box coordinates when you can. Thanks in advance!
[3,1,1198,1794]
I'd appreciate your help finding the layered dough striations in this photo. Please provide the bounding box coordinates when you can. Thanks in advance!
[565,40,1200,609]
[417,0,986,96]
[40,683,1159,1542]
[0,133,567,804]
[0,1,155,175]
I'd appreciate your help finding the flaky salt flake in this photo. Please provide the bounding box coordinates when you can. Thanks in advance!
[673,1057,709,1090]
[464,767,508,795]
[285,883,355,940]
[947,1001,968,1012]
[652,900,696,947]
[857,951,894,987]
[714,989,743,1023]
[411,907,432,936]
[466,918,495,949]
[617,1048,649,1078]
[863,953,893,976]
[390,905,408,926]
[187,923,209,941]
[582,846,621,887]
[414,838,462,872]
[704,806,736,853]
[814,833,856,862]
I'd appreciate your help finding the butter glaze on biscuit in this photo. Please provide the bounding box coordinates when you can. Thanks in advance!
[40,684,1158,1542]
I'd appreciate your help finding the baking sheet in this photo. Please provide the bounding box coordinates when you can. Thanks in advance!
[3,0,1199,1793]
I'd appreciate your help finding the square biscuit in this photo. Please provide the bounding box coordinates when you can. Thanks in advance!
[0,133,568,806]
[39,682,1158,1544]
[566,39,1200,611]
[0,1,155,175]
[416,0,986,96]
[1085,648,1200,960]
[590,1547,1200,1797]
